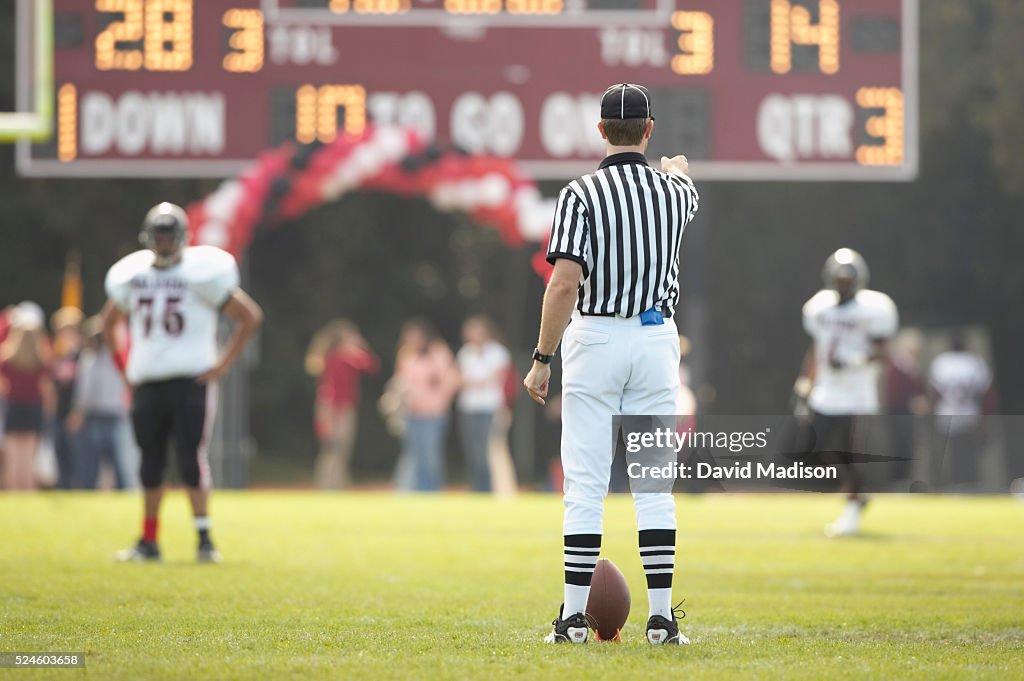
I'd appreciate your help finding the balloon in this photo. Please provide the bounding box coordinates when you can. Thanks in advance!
[188,125,552,278]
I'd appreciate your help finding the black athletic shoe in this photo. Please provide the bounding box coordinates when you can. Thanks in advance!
[544,605,592,644]
[197,540,222,564]
[646,602,690,645]
[115,539,161,562]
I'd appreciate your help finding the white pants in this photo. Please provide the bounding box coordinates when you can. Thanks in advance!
[560,310,681,536]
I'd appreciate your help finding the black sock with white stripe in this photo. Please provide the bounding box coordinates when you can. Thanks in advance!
[195,516,211,545]
[639,529,676,619]
[563,534,601,617]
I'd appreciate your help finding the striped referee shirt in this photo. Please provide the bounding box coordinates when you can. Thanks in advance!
[546,152,699,318]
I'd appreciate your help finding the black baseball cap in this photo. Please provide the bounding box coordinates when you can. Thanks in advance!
[600,83,654,120]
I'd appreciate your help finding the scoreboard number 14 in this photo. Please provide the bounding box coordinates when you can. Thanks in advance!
[21,0,917,180]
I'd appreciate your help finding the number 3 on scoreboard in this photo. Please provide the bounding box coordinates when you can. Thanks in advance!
[95,0,193,72]
[671,11,714,76]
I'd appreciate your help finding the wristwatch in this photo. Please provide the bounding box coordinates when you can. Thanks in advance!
[532,348,554,364]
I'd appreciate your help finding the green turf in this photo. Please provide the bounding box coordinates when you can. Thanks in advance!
[1,492,1021,680]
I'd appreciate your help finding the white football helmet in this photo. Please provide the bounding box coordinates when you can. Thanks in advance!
[822,248,869,291]
[139,202,189,266]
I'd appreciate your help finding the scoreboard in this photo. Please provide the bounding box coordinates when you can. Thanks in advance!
[15,0,917,180]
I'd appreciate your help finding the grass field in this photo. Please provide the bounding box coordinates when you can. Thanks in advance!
[1,492,1022,680]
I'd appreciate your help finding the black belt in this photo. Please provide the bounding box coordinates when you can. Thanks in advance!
[579,304,673,319]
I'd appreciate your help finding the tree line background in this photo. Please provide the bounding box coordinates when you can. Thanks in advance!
[1,0,1022,483]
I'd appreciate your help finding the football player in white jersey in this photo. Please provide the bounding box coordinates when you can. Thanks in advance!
[928,332,993,488]
[101,203,263,563]
[797,249,898,537]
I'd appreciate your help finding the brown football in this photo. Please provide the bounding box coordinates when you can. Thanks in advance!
[586,558,631,641]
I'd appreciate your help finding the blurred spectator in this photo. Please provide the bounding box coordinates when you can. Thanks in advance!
[0,311,55,490]
[105,313,141,489]
[535,355,565,492]
[0,306,9,342]
[391,320,459,492]
[676,334,697,419]
[66,316,129,489]
[673,335,703,494]
[0,305,11,443]
[928,332,995,489]
[455,316,510,492]
[305,319,380,489]
[487,357,521,496]
[9,301,45,331]
[50,306,83,489]
[884,330,927,484]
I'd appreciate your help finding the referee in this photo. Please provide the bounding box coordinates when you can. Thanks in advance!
[525,83,699,645]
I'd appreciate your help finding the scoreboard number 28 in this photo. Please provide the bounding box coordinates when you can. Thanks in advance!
[18,0,918,181]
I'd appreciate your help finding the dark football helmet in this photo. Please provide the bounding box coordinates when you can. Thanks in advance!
[139,202,189,266]
[822,248,869,292]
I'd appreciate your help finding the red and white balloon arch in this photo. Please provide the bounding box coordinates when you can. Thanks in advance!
[186,126,557,278]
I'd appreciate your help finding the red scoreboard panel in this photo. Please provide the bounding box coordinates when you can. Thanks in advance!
[16,0,917,180]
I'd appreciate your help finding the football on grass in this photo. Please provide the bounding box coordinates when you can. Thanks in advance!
[586,558,631,640]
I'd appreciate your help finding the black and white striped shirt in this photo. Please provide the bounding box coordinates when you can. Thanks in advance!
[546,152,699,318]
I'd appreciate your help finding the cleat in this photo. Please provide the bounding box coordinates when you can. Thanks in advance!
[825,499,866,538]
[116,539,161,562]
[824,519,859,538]
[197,541,222,564]
[544,605,592,644]
[646,602,690,645]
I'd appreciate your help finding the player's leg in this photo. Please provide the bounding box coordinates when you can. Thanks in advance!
[118,382,172,561]
[622,325,689,644]
[144,486,165,531]
[555,322,626,629]
[847,416,869,500]
[818,413,863,537]
[186,486,210,550]
[171,379,219,562]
